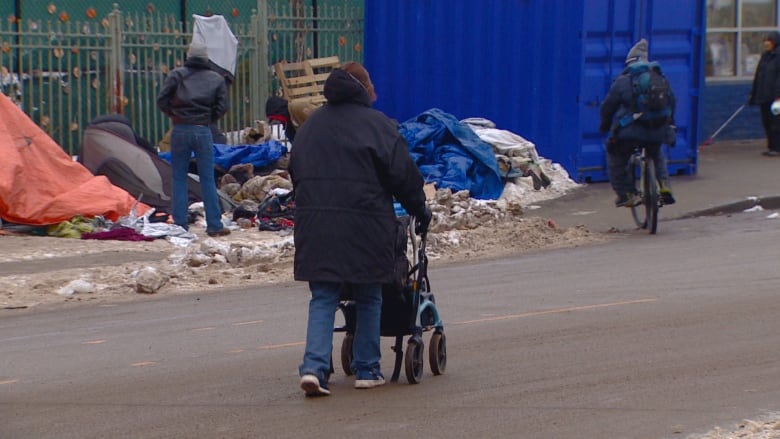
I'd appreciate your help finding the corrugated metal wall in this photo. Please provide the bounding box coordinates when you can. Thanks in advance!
[364,0,704,183]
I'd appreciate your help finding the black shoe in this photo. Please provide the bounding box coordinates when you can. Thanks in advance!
[206,228,231,237]
[660,190,676,205]
[615,193,641,208]
[762,150,779,157]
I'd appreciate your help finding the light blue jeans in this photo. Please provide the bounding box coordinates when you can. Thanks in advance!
[170,124,224,233]
[299,281,383,382]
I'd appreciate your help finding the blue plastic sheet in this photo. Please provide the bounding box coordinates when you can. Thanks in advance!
[399,109,503,200]
[159,140,287,171]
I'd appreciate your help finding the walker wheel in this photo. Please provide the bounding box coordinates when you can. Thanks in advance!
[340,333,354,376]
[429,331,446,375]
[405,337,424,384]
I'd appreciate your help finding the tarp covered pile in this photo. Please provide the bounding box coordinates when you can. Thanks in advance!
[400,108,504,200]
[0,93,146,226]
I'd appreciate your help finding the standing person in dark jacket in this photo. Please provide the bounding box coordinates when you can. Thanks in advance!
[600,38,677,207]
[749,32,780,157]
[157,42,230,237]
[290,62,432,397]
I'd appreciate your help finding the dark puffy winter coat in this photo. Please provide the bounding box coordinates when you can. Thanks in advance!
[156,57,229,126]
[289,68,427,284]
[599,64,676,145]
[750,33,780,105]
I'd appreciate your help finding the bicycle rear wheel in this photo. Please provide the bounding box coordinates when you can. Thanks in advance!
[644,158,659,234]
[630,155,647,229]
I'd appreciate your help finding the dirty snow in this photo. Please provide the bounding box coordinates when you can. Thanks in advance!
[688,415,780,439]
[0,185,603,309]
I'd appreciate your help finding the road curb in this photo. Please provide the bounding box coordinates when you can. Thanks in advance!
[675,195,780,219]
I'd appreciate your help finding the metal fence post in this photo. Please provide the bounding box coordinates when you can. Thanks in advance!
[107,3,124,114]
[256,0,270,121]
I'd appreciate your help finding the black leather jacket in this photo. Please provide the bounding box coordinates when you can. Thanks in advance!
[156,57,229,125]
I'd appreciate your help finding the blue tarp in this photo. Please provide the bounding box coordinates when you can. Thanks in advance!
[399,108,503,200]
[159,140,287,171]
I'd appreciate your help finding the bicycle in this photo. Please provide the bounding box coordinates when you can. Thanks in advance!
[628,145,664,234]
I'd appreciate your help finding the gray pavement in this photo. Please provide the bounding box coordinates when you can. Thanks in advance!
[533,138,780,232]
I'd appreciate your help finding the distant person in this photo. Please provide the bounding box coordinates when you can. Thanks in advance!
[156,42,230,237]
[600,38,677,207]
[289,62,431,397]
[749,32,780,157]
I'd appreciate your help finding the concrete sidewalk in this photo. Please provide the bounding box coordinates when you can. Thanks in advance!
[532,139,780,232]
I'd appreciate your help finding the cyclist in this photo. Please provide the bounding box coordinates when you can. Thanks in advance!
[599,38,677,207]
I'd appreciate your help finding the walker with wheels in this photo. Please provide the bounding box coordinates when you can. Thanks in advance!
[335,215,446,384]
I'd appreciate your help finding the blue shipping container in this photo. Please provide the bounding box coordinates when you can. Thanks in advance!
[364,0,705,182]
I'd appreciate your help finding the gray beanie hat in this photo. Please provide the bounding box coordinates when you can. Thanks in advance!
[625,38,649,65]
[187,42,209,60]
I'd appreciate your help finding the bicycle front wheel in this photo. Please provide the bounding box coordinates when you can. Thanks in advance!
[630,155,647,229]
[644,158,659,234]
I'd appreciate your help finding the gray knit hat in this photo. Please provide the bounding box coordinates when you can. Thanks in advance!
[625,38,649,65]
[187,42,209,61]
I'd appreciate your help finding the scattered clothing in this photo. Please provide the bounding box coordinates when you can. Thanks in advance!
[82,226,156,241]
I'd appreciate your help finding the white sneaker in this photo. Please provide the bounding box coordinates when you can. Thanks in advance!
[300,374,331,397]
[354,371,386,389]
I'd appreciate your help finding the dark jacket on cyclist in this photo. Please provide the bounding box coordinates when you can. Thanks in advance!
[289,67,428,284]
[599,38,676,206]
[599,67,676,146]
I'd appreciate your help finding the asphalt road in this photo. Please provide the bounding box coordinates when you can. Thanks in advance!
[1,211,779,439]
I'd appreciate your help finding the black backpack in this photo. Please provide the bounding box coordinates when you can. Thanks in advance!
[626,61,672,128]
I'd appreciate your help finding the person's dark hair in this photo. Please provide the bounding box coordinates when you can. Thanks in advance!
[765,32,780,47]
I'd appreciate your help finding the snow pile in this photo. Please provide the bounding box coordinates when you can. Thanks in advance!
[462,118,581,207]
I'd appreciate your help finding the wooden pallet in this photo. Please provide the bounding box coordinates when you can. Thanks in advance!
[274,56,341,106]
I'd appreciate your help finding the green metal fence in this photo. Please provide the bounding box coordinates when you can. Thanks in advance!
[0,0,363,155]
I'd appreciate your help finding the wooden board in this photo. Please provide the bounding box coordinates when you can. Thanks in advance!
[274,56,340,103]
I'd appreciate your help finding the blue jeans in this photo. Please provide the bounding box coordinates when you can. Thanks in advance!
[607,141,670,196]
[170,124,224,233]
[299,282,383,382]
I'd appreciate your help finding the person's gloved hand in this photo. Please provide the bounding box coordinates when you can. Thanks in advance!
[415,207,432,235]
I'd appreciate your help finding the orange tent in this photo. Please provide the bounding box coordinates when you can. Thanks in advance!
[0,94,148,226]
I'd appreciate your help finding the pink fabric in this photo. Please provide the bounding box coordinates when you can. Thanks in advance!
[81,227,155,242]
